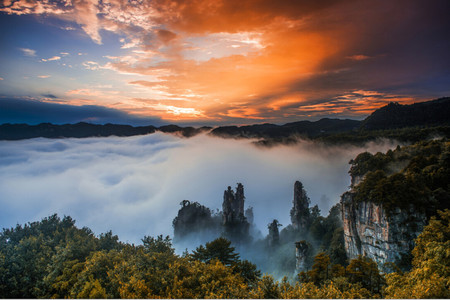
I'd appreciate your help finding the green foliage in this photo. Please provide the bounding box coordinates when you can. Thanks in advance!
[0,214,107,298]
[172,200,220,241]
[299,252,331,285]
[299,252,385,297]
[346,255,385,294]
[98,231,122,251]
[384,209,450,298]
[349,152,387,178]
[351,139,450,216]
[249,275,281,299]
[328,228,348,266]
[306,203,348,265]
[316,125,450,146]
[1,211,448,299]
[232,259,262,286]
[191,237,240,266]
[142,234,174,254]
[165,259,249,298]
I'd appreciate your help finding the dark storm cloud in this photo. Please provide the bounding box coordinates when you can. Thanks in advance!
[288,0,450,97]
[169,0,450,123]
[0,98,165,126]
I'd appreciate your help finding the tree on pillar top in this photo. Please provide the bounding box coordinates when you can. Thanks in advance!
[290,181,311,230]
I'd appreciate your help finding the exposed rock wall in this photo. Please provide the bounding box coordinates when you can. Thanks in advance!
[222,183,246,224]
[341,191,427,269]
[222,183,250,243]
[173,200,221,242]
[290,181,310,230]
[173,183,252,246]
[267,219,281,247]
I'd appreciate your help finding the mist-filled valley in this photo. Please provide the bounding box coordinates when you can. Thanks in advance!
[0,133,398,245]
[1,132,449,298]
[1,0,450,295]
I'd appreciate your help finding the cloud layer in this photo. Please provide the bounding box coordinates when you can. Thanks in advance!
[0,133,398,245]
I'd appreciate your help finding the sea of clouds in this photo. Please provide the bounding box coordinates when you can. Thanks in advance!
[0,133,399,246]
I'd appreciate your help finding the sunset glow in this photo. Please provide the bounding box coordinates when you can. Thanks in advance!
[0,0,449,125]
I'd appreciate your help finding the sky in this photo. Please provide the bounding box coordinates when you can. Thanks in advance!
[0,0,449,125]
[0,133,398,245]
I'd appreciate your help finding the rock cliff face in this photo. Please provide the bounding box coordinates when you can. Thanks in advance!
[173,200,221,242]
[173,183,253,245]
[222,183,250,243]
[267,219,281,247]
[341,139,450,270]
[222,183,245,224]
[290,181,310,230]
[341,191,427,269]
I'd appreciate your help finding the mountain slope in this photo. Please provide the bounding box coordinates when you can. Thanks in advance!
[0,122,157,140]
[210,118,361,139]
[0,97,449,141]
[360,97,450,130]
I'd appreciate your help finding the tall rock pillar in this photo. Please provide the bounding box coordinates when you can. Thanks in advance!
[222,183,250,243]
[290,181,311,230]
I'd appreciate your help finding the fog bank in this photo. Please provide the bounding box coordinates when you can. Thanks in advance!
[0,133,399,244]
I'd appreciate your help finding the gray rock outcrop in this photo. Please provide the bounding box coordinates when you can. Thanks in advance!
[290,181,310,230]
[341,190,427,270]
[222,183,250,243]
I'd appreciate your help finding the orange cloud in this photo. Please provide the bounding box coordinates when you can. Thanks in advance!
[347,54,371,61]
[104,20,340,121]
[4,0,446,123]
[293,92,416,118]
[151,0,344,34]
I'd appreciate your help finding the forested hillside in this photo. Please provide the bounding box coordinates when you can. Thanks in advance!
[360,97,450,130]
[350,139,450,216]
[0,211,448,298]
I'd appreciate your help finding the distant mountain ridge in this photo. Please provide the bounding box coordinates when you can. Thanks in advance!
[360,97,450,130]
[0,122,211,140]
[0,97,449,141]
[0,122,156,140]
[210,118,361,139]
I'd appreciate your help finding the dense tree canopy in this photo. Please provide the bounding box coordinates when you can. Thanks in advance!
[351,139,450,216]
[384,209,450,298]
[0,210,448,298]
[191,237,240,266]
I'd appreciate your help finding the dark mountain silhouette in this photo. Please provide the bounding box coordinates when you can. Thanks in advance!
[360,97,450,130]
[158,124,212,137]
[0,97,449,141]
[0,122,157,140]
[210,97,450,141]
[0,122,212,140]
[210,118,361,139]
